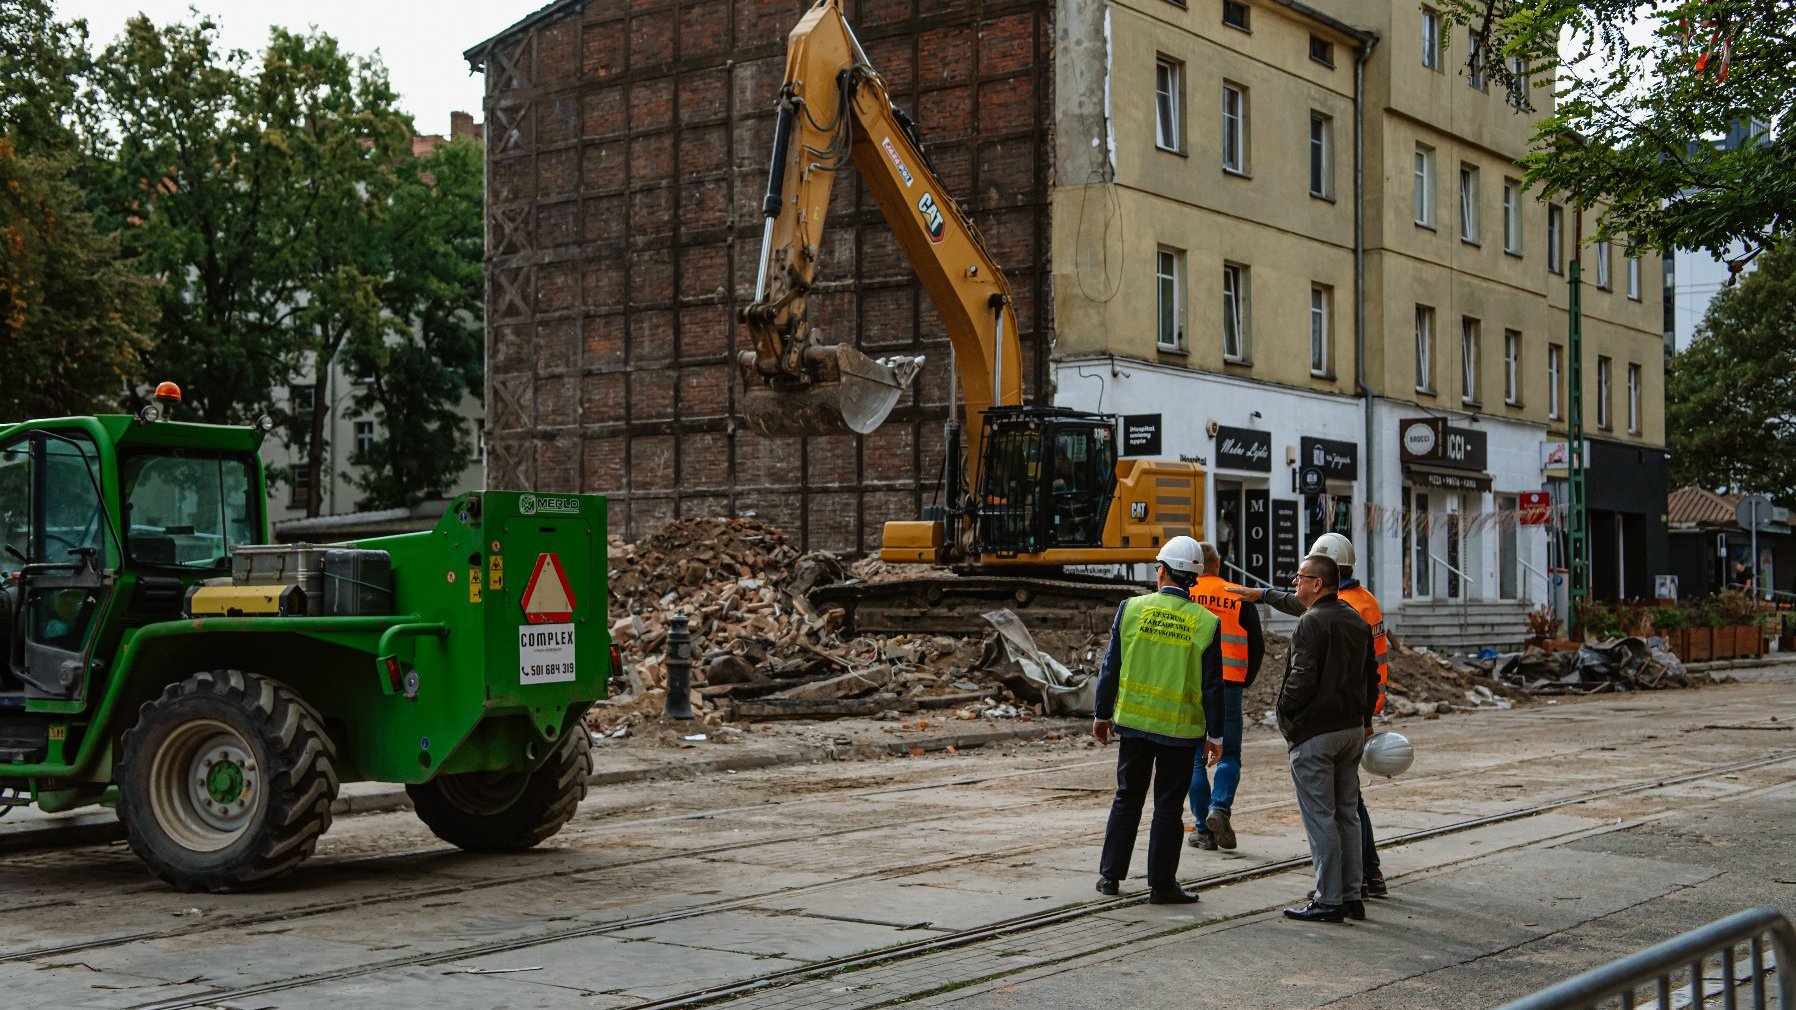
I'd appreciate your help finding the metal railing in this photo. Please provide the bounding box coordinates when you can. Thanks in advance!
[1430,552,1473,627]
[1493,906,1794,1010]
[1517,556,1552,607]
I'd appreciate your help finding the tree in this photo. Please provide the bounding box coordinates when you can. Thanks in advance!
[1440,0,1795,265]
[1667,241,1796,496]
[343,136,486,509]
[0,0,92,155]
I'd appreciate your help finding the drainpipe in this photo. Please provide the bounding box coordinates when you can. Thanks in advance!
[1354,34,1379,593]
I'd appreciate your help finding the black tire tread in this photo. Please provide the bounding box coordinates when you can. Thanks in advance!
[407,726,591,853]
[116,670,340,892]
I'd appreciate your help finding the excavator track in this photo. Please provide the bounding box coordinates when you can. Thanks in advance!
[809,574,1146,637]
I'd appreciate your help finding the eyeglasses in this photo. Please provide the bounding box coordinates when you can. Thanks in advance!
[1292,574,1323,583]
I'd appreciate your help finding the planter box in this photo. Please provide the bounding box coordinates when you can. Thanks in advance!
[1687,627,1714,662]
[1658,628,1690,659]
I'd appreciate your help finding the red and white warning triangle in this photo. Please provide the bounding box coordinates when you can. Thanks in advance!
[520,553,576,624]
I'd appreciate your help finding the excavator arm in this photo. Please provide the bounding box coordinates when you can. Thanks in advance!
[738,0,1024,483]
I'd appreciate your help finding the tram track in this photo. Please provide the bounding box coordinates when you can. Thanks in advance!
[113,748,1796,1010]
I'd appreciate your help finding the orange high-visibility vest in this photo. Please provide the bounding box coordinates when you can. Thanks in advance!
[1339,583,1390,711]
[1190,574,1251,684]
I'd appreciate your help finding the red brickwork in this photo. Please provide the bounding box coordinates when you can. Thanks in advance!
[470,0,1052,551]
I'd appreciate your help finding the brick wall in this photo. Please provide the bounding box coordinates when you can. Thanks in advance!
[472,0,1053,551]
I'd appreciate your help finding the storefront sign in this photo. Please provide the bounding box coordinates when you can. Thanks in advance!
[1298,466,1326,495]
[1215,426,1272,472]
[1539,439,1591,472]
[1519,490,1552,525]
[1121,414,1162,457]
[1244,489,1271,585]
[1299,436,1358,480]
[1271,500,1301,587]
[1401,418,1485,470]
[1408,467,1492,491]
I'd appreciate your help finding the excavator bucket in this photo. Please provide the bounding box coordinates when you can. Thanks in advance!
[739,344,922,438]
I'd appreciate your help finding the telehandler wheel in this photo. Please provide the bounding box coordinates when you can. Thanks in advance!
[406,726,592,852]
[117,670,340,893]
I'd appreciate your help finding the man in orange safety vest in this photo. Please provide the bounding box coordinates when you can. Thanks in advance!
[1185,542,1263,851]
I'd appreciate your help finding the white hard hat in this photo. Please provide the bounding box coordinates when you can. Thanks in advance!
[1156,535,1203,575]
[1361,731,1415,778]
[1308,531,1356,567]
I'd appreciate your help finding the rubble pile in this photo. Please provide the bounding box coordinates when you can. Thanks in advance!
[593,518,1092,736]
[1493,637,1692,694]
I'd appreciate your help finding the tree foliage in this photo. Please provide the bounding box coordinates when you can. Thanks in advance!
[1439,0,1795,265]
[1667,241,1796,495]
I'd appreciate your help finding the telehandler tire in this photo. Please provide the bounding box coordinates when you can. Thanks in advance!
[117,670,340,892]
[406,725,591,852]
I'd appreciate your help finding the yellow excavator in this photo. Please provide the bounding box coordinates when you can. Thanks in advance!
[738,0,1204,631]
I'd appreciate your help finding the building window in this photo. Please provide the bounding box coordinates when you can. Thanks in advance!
[1309,113,1332,198]
[1310,285,1331,375]
[1502,178,1522,255]
[288,467,312,509]
[289,386,316,427]
[1223,262,1248,361]
[1414,144,1435,227]
[1458,164,1479,243]
[1223,0,1250,31]
[354,420,376,456]
[1415,305,1435,392]
[1421,6,1441,70]
[1461,317,1480,404]
[1157,247,1185,350]
[1627,362,1641,433]
[1467,29,1486,90]
[1506,55,1526,106]
[1596,355,1613,429]
[1504,329,1520,404]
[1547,342,1563,419]
[1309,35,1334,67]
[1222,82,1247,173]
[1547,204,1564,274]
[1155,58,1182,152]
[1626,250,1641,299]
[1595,239,1611,289]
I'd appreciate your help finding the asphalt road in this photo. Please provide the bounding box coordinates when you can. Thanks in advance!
[4,666,1794,1010]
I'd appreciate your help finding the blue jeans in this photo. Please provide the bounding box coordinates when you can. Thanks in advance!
[1189,686,1244,821]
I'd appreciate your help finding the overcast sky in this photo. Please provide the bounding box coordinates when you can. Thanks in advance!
[59,1,537,130]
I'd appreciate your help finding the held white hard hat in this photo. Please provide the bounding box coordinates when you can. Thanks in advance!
[1307,531,1357,567]
[1155,535,1203,575]
[1361,731,1415,778]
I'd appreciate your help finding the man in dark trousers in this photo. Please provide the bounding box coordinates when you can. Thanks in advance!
[1237,553,1378,922]
[1092,536,1225,904]
[1186,542,1263,851]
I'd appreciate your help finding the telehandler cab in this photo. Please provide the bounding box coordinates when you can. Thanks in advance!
[0,391,607,891]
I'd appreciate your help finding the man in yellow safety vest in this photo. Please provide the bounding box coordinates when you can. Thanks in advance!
[1092,536,1224,904]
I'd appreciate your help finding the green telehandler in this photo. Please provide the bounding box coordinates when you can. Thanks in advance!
[0,389,609,891]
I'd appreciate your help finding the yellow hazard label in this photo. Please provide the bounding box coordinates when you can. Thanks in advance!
[1137,607,1198,647]
[469,567,483,604]
[489,555,504,590]
[48,724,66,741]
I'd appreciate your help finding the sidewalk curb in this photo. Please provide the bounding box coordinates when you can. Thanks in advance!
[0,719,1081,855]
[1686,655,1794,674]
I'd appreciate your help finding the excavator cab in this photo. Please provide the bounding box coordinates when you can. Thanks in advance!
[975,408,1119,558]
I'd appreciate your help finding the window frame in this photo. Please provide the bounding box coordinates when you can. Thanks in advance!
[1502,177,1523,255]
[1467,28,1486,90]
[1222,81,1248,174]
[1626,362,1641,433]
[1503,329,1521,405]
[1626,251,1641,300]
[1156,246,1186,352]
[1155,56,1184,153]
[1460,316,1481,405]
[1596,355,1613,429]
[1421,6,1441,70]
[1222,0,1251,32]
[1309,112,1332,199]
[1414,304,1436,394]
[1309,34,1335,67]
[1547,342,1563,420]
[1547,204,1563,274]
[1414,144,1435,228]
[1458,164,1479,243]
[1310,284,1332,377]
[1223,262,1249,362]
[1595,239,1611,290]
[1506,55,1527,107]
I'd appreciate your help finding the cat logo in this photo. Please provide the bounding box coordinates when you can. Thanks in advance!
[1130,501,1148,520]
[917,192,946,243]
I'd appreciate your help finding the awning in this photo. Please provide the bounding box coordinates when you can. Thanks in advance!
[1403,464,1493,492]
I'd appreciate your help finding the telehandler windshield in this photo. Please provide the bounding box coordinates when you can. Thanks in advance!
[121,452,258,569]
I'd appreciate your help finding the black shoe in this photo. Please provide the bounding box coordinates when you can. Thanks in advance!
[1283,900,1346,922]
[1147,886,1200,904]
[1364,870,1388,898]
[1096,877,1120,896]
[1345,899,1366,921]
[1188,830,1218,851]
[1205,809,1237,850]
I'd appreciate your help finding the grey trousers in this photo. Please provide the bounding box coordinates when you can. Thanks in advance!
[1288,726,1366,905]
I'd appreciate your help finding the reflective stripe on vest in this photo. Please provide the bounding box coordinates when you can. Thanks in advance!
[1339,585,1390,713]
[1190,574,1252,683]
[1114,592,1218,739]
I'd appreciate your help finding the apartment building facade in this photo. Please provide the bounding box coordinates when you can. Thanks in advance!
[1051,0,1668,639]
